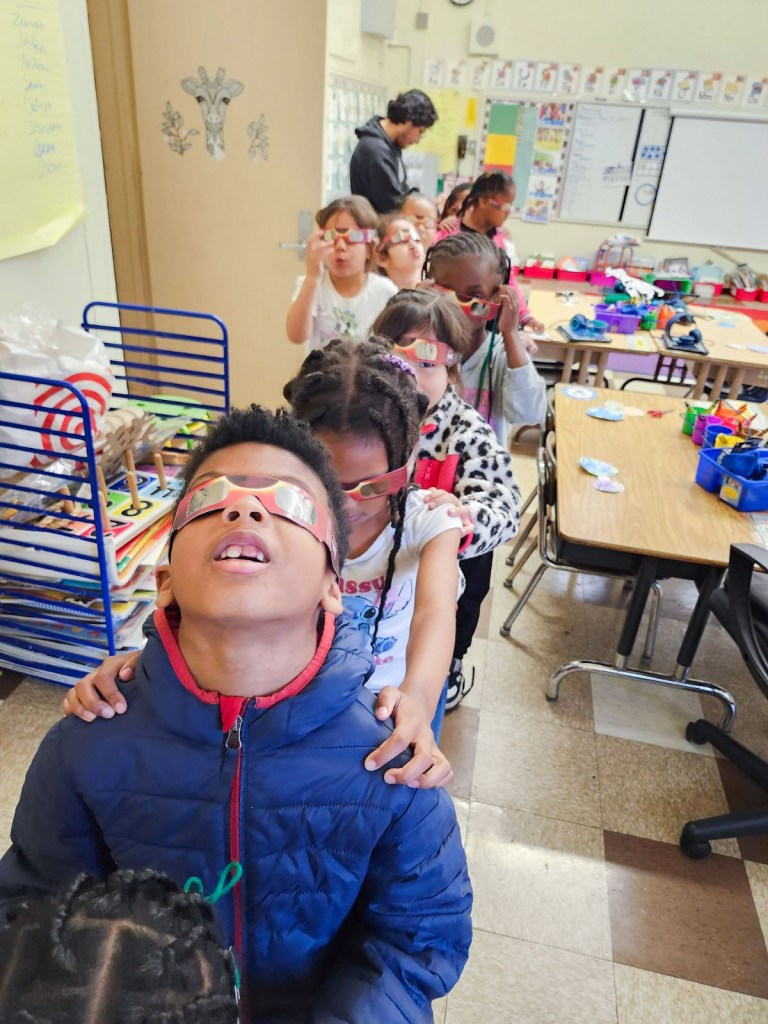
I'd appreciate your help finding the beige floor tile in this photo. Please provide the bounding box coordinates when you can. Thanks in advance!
[483,636,594,732]
[0,680,64,852]
[596,734,740,856]
[582,600,685,668]
[433,996,447,1024]
[472,709,601,827]
[745,860,768,951]
[614,963,768,1024]
[466,801,612,959]
[444,929,618,1024]
[591,674,709,755]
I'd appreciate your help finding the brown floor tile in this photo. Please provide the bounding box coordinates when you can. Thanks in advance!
[716,758,768,866]
[440,705,478,801]
[605,830,768,999]
[0,669,24,701]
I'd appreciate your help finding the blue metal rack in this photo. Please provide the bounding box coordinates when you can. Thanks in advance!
[0,303,229,685]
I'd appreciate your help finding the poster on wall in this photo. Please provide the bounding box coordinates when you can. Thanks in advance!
[534,62,558,93]
[471,58,492,90]
[720,73,746,105]
[649,70,673,101]
[605,68,628,100]
[696,72,722,104]
[447,59,467,88]
[491,60,514,91]
[582,67,605,98]
[672,70,698,102]
[424,59,446,88]
[743,75,768,108]
[0,0,85,260]
[557,65,581,96]
[625,69,650,102]
[513,61,536,91]
[419,89,463,173]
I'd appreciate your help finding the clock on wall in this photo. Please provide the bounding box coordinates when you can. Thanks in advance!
[450,0,475,6]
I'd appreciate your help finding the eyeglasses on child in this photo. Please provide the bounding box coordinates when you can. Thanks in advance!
[433,284,501,320]
[322,228,377,244]
[172,475,339,575]
[405,213,437,230]
[342,453,416,502]
[485,198,513,214]
[394,338,459,368]
[379,227,422,252]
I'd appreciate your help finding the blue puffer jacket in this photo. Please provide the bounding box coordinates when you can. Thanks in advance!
[0,610,472,1023]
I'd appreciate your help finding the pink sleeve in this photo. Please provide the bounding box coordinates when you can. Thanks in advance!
[508,272,531,324]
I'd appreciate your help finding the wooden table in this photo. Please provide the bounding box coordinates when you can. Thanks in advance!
[527,290,657,387]
[649,306,768,399]
[548,385,763,728]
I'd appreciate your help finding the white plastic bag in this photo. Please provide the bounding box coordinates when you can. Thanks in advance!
[0,307,114,476]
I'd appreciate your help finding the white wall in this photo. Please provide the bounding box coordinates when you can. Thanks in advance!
[344,0,768,270]
[0,0,116,326]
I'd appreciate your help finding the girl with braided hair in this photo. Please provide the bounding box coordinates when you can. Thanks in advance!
[0,868,238,1023]
[282,336,465,772]
[434,170,545,334]
[423,231,547,446]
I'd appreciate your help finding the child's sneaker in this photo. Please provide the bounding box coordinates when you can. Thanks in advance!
[445,657,475,711]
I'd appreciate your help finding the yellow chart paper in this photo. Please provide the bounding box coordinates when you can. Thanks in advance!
[419,89,463,173]
[0,0,84,261]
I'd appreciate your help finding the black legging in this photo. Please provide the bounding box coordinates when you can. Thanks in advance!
[454,552,494,661]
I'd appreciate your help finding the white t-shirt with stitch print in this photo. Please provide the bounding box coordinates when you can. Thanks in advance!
[340,490,464,694]
[293,270,397,351]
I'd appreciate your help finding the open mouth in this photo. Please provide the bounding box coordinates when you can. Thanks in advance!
[213,531,271,566]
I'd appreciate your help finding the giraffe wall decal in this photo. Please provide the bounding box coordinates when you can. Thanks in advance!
[181,66,244,160]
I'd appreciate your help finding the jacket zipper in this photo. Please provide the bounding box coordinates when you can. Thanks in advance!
[226,704,247,964]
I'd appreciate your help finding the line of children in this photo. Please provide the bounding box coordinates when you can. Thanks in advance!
[375,213,425,290]
[435,171,545,334]
[372,288,522,707]
[285,195,397,349]
[0,405,472,1021]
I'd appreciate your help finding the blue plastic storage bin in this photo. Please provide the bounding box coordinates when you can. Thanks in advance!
[695,447,768,511]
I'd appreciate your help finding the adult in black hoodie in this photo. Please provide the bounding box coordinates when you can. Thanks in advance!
[350,89,438,214]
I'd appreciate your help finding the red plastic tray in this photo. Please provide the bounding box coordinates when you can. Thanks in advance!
[556,269,588,281]
[731,287,759,301]
[523,266,555,279]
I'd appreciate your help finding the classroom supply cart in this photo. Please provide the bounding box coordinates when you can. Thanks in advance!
[0,303,229,685]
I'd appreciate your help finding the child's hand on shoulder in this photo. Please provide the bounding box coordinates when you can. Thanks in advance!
[497,284,521,335]
[61,651,139,721]
[364,687,454,789]
[304,230,334,278]
[423,488,473,536]
[438,214,459,233]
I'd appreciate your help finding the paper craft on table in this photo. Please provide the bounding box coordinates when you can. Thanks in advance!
[563,386,597,400]
[587,404,624,422]
[580,457,619,478]
[594,477,625,494]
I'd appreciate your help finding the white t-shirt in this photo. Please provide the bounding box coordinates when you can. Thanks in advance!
[293,271,398,350]
[339,490,464,693]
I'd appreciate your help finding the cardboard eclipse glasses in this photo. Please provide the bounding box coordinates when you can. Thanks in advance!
[172,475,340,575]
[394,338,459,368]
[433,284,501,320]
[321,228,377,244]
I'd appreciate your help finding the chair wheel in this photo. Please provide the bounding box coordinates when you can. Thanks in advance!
[685,721,707,745]
[680,836,712,860]
[503,578,514,589]
[499,625,511,638]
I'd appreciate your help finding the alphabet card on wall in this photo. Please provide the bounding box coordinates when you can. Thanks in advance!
[447,59,468,88]
[471,58,492,90]
[582,67,605,98]
[513,61,536,91]
[672,70,698,102]
[696,72,722,104]
[424,59,446,88]
[625,69,650,102]
[744,75,768,108]
[491,60,514,91]
[605,68,628,100]
[649,70,673,101]
[557,64,581,96]
[720,73,746,106]
[535,62,558,94]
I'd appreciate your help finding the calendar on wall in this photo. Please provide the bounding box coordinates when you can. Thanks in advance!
[325,74,388,202]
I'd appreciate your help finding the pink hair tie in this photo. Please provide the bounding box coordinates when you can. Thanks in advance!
[384,353,417,378]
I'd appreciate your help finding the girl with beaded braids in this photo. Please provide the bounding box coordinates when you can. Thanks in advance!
[423,231,547,446]
[0,868,239,1023]
[282,337,466,772]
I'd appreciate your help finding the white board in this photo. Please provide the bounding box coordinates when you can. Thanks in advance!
[621,107,671,228]
[558,104,642,223]
[0,0,116,327]
[648,116,768,249]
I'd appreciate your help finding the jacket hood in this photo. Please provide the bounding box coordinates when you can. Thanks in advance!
[354,116,389,142]
[140,610,375,752]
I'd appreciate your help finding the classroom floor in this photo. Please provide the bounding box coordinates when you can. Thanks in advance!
[1,440,768,1022]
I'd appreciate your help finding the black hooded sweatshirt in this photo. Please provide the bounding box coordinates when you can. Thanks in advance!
[349,117,409,214]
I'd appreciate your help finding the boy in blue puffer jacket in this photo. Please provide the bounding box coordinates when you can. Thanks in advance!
[0,406,472,1023]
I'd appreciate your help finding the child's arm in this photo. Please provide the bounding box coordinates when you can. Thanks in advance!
[285,231,334,344]
[312,789,472,1021]
[365,528,460,787]
[496,285,548,427]
[0,723,114,915]
[508,273,545,332]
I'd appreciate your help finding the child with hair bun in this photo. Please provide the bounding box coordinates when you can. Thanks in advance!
[373,288,521,708]
[286,195,397,349]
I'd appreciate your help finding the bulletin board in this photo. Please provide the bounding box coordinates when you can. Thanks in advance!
[324,73,388,201]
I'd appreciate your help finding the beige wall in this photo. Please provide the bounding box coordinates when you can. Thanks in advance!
[124,0,328,409]
[344,0,768,269]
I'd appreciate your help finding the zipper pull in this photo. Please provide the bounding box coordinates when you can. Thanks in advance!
[226,715,243,750]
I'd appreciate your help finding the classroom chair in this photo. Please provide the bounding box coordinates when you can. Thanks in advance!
[680,543,768,859]
[500,431,662,665]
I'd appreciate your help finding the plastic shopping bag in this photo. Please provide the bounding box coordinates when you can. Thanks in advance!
[0,307,114,476]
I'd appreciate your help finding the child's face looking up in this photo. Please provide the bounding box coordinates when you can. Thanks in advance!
[157,443,341,627]
[322,210,371,282]
[430,253,502,345]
